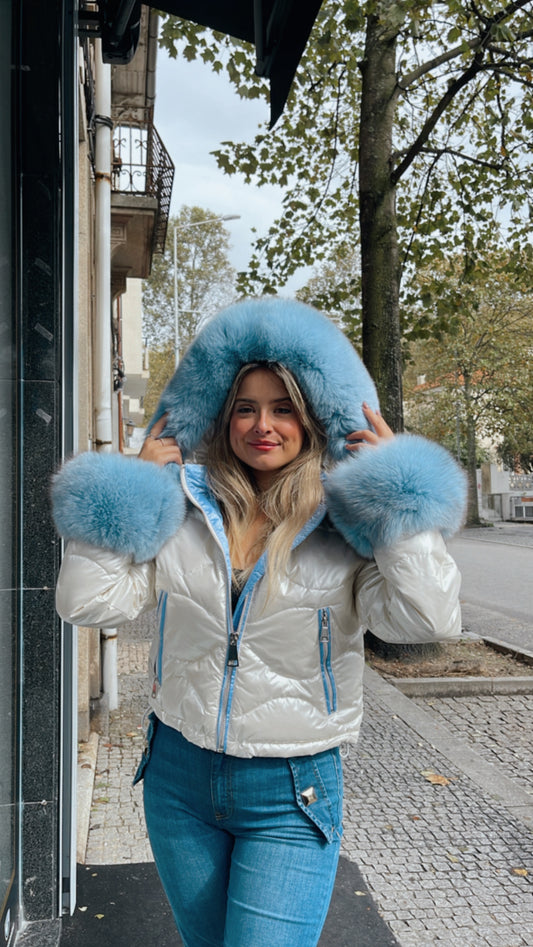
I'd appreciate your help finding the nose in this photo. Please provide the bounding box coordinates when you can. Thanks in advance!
[254,409,272,433]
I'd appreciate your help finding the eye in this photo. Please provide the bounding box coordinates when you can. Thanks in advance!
[235,404,254,415]
[275,404,293,415]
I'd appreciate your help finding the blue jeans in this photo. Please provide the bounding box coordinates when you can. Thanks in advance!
[137,716,343,947]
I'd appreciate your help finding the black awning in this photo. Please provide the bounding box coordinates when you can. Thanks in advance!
[99,0,324,126]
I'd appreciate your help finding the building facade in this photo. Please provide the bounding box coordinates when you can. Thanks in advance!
[1,3,172,943]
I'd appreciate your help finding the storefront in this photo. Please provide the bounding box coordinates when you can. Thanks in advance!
[1,1,77,942]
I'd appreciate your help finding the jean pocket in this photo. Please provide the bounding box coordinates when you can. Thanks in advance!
[288,748,343,843]
[132,711,158,786]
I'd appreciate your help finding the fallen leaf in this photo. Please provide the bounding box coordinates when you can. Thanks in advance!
[421,769,452,786]
[78,906,87,912]
[95,914,105,920]
[354,891,367,897]
[446,853,459,863]
[512,868,528,877]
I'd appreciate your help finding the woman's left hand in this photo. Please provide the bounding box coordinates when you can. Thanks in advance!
[345,402,395,452]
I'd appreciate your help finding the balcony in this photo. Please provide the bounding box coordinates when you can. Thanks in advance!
[111,120,174,293]
[80,15,175,296]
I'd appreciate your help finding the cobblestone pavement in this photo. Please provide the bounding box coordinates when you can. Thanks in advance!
[413,694,533,792]
[344,683,532,947]
[84,640,152,865]
[83,618,533,945]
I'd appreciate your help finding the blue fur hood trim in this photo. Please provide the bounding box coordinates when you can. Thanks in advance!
[150,297,379,462]
[51,453,186,563]
[51,437,466,564]
[325,435,467,558]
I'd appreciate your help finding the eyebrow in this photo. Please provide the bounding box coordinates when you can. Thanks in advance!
[234,396,293,405]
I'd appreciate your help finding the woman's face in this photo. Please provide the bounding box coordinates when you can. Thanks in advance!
[229,368,305,490]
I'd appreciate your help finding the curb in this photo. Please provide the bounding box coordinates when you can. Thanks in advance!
[391,675,533,697]
[77,731,99,865]
[376,635,533,698]
[483,634,533,665]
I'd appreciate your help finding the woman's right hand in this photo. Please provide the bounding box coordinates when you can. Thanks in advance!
[138,414,183,467]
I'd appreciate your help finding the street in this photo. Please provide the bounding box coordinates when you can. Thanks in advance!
[448,523,533,651]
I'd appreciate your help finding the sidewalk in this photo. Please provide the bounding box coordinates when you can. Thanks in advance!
[76,612,533,946]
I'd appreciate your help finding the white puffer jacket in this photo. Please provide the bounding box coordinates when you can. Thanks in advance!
[53,298,468,759]
[56,464,461,758]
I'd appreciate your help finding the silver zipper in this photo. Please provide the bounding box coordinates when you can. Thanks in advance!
[180,469,245,753]
[319,608,336,712]
[320,608,330,643]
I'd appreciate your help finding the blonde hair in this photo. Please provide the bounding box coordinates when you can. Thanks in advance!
[205,363,327,590]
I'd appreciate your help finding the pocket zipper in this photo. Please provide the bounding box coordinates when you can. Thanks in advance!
[319,607,337,713]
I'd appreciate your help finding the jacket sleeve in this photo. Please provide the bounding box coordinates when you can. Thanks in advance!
[56,540,157,628]
[354,529,461,643]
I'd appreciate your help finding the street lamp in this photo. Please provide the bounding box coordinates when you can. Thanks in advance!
[173,214,240,368]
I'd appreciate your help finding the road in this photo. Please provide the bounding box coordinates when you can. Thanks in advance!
[447,524,533,652]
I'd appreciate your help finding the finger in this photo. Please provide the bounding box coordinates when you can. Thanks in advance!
[345,431,379,451]
[148,414,168,438]
[346,429,379,443]
[362,403,394,440]
[159,446,183,466]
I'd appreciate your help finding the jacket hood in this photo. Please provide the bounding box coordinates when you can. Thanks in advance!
[52,298,467,564]
[149,297,379,462]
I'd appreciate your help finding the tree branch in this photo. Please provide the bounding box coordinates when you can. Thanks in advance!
[406,145,505,173]
[392,55,485,185]
[399,0,532,92]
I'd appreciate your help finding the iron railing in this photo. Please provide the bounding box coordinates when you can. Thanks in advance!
[80,38,174,257]
[112,121,174,255]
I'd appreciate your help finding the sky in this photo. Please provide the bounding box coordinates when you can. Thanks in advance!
[153,49,308,292]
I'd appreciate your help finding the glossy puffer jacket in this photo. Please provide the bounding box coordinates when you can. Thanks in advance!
[53,298,467,758]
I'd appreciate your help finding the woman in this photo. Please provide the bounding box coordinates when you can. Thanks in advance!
[53,297,466,947]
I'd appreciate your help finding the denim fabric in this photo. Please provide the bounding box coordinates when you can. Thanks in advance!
[140,718,343,947]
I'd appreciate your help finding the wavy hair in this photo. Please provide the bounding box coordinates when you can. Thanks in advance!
[205,363,327,589]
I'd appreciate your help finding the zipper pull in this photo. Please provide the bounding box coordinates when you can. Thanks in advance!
[320,609,330,642]
[227,632,239,667]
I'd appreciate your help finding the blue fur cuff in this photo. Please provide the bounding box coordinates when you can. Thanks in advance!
[325,435,467,558]
[51,453,186,562]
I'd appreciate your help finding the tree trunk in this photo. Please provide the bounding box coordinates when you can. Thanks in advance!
[359,11,444,660]
[464,373,481,526]
[358,12,403,432]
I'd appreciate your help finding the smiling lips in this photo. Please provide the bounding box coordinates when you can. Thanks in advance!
[248,440,280,451]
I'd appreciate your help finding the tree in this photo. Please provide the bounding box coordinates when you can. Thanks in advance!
[403,249,533,524]
[159,2,533,430]
[498,411,533,473]
[142,342,175,422]
[143,205,236,352]
[142,206,236,418]
[296,246,363,346]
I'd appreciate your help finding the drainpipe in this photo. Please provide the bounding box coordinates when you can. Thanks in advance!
[146,10,159,108]
[94,39,118,711]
